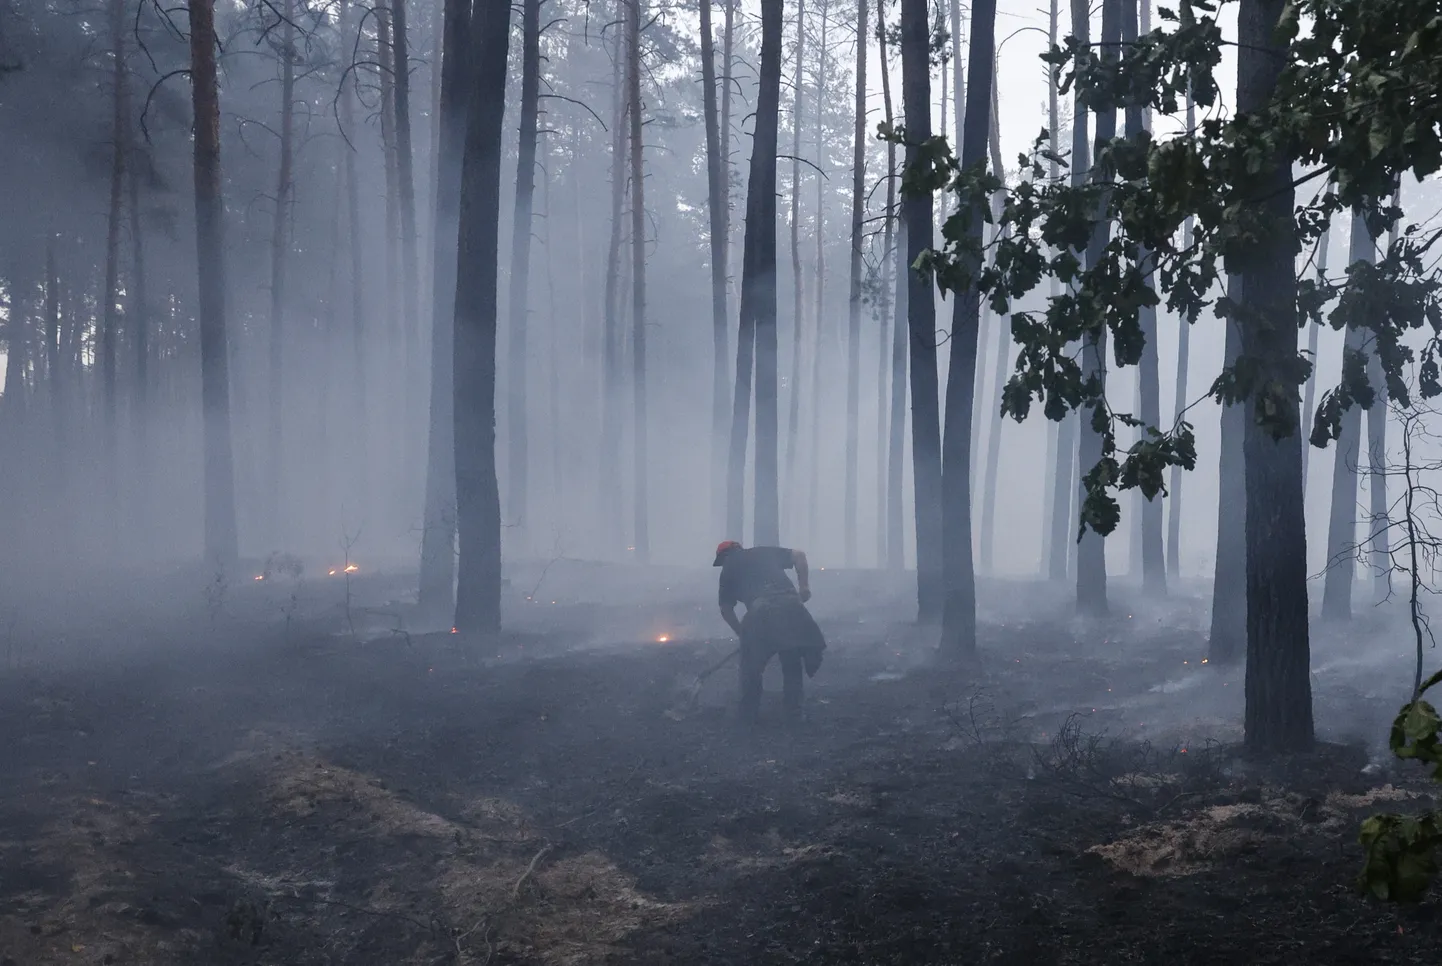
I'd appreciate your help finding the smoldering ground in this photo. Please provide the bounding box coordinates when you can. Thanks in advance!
[1,562,1439,965]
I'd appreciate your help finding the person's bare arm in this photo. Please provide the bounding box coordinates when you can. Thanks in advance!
[720,603,743,636]
[792,550,811,602]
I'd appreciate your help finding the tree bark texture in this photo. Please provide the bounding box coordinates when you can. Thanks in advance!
[507,0,540,529]
[627,0,651,558]
[844,0,868,566]
[699,0,730,530]
[783,0,805,525]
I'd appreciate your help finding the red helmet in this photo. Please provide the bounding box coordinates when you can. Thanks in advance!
[713,540,742,566]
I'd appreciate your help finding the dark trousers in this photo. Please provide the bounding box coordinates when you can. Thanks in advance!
[739,640,803,720]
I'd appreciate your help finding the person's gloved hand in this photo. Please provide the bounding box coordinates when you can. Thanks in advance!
[802,648,823,677]
[799,587,812,603]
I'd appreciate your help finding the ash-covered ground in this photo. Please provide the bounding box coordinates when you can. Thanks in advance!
[1,559,1439,964]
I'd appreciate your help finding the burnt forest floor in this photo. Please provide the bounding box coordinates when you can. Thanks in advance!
[1,559,1440,965]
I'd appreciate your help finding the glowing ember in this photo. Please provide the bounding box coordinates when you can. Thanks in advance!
[657,634,670,643]
[328,569,337,576]
[1201,658,1209,664]
[344,564,359,573]
[451,627,458,634]
[254,575,264,581]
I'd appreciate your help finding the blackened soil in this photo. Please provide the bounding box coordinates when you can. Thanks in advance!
[0,569,1439,965]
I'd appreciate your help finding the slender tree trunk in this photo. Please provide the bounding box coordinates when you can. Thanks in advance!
[720,0,736,284]
[418,0,470,619]
[1167,87,1195,579]
[1300,225,1329,484]
[979,71,1006,576]
[939,0,995,655]
[1321,210,1374,621]
[1208,275,1247,662]
[1040,0,1061,575]
[879,2,906,572]
[453,0,514,635]
[806,0,829,545]
[1076,0,1118,617]
[189,0,239,566]
[602,21,626,548]
[506,0,540,531]
[102,0,126,520]
[875,11,893,565]
[901,0,943,621]
[127,141,149,491]
[340,0,369,521]
[1369,189,1400,607]
[46,240,64,505]
[844,0,868,566]
[1049,0,1089,583]
[392,0,423,491]
[627,0,650,558]
[378,1,402,388]
[783,0,805,521]
[267,0,295,543]
[745,0,783,545]
[1237,0,1312,754]
[1120,0,1165,594]
[950,0,963,141]
[700,0,731,529]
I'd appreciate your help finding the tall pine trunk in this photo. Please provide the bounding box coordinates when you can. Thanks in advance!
[392,0,423,489]
[1368,191,1399,607]
[875,0,893,566]
[805,0,829,545]
[378,1,402,403]
[602,21,626,548]
[418,0,470,619]
[189,0,239,566]
[340,0,369,521]
[507,0,540,530]
[978,72,1006,575]
[1208,274,1246,662]
[745,0,783,546]
[1076,0,1118,617]
[102,0,126,521]
[1320,210,1374,621]
[1300,225,1329,485]
[627,0,651,558]
[127,144,149,504]
[1237,0,1312,754]
[1168,85,1196,579]
[783,0,805,523]
[700,0,730,529]
[453,0,513,634]
[1040,0,1061,574]
[901,0,943,621]
[939,0,996,655]
[843,0,868,566]
[1049,0,1089,583]
[880,2,907,572]
[267,0,295,542]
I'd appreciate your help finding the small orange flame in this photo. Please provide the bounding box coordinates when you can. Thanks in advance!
[451,627,458,634]
[254,575,264,581]
[657,634,670,643]
[344,564,359,573]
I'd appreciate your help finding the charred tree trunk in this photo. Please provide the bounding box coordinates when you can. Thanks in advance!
[453,0,514,635]
[939,0,995,655]
[188,0,240,566]
[875,0,893,566]
[1321,210,1374,622]
[901,0,943,621]
[127,138,150,499]
[267,0,295,542]
[844,0,868,566]
[378,1,402,390]
[746,0,783,545]
[783,0,805,522]
[700,0,730,529]
[507,0,540,530]
[1076,0,1118,617]
[418,0,470,620]
[720,0,736,288]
